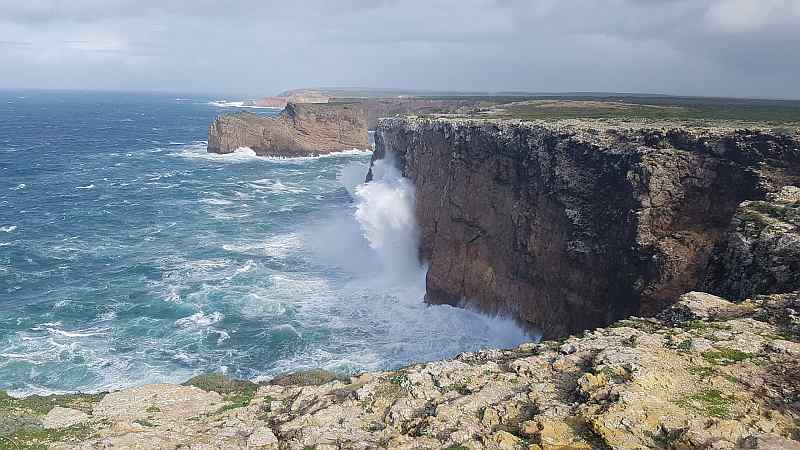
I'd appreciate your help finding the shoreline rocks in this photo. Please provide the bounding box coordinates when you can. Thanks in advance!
[2,291,798,449]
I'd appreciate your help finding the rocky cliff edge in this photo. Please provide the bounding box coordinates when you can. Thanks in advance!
[373,117,800,338]
[2,291,798,449]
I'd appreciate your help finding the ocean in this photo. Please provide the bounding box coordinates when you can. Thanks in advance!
[0,90,529,396]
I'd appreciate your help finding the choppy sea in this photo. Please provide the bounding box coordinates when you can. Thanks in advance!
[0,90,529,396]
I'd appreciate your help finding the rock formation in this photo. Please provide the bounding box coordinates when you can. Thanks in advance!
[4,291,798,449]
[371,118,800,338]
[207,102,368,157]
[703,186,800,301]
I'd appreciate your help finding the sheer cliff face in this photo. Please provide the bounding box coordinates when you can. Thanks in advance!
[372,118,800,337]
[207,102,368,157]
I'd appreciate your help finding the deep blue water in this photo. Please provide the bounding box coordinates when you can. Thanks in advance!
[0,90,528,396]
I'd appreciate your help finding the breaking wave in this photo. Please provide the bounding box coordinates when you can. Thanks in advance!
[0,92,531,397]
[208,100,283,110]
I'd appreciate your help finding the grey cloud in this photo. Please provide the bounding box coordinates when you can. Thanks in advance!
[0,0,798,98]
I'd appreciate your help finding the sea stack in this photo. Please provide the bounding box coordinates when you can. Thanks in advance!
[207,102,369,157]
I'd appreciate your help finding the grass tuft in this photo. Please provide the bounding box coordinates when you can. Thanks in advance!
[701,348,754,365]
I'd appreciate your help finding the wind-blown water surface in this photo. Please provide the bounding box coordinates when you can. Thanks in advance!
[0,90,529,396]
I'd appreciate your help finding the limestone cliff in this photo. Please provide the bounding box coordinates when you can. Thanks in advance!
[372,118,800,338]
[207,102,368,157]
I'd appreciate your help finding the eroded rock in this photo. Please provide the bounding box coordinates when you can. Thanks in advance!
[29,292,795,449]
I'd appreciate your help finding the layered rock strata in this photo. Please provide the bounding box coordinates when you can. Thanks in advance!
[207,102,368,157]
[372,118,800,338]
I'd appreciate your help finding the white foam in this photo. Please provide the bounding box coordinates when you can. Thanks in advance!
[0,225,17,233]
[175,143,263,163]
[43,326,109,338]
[222,233,302,258]
[353,155,423,285]
[208,100,282,110]
[259,148,372,163]
[249,179,307,194]
[10,183,25,190]
[76,184,95,190]
[175,311,224,327]
[199,198,234,206]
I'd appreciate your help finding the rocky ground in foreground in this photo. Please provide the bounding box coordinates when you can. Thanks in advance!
[1,291,798,450]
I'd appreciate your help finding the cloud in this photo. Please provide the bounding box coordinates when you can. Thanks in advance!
[0,0,798,98]
[705,0,800,33]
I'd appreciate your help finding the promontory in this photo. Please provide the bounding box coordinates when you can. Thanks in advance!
[207,102,369,157]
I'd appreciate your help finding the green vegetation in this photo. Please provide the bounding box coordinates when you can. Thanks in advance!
[688,366,715,378]
[701,348,754,365]
[133,418,157,428]
[388,372,410,387]
[677,339,693,351]
[267,369,349,387]
[0,390,105,449]
[0,422,95,449]
[682,320,730,332]
[444,382,471,395]
[610,318,662,333]
[597,366,632,383]
[645,428,686,449]
[441,446,469,450]
[0,390,105,416]
[686,389,734,418]
[182,373,259,413]
[481,96,800,124]
[145,405,161,413]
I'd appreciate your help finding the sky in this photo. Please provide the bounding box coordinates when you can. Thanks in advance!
[0,0,799,99]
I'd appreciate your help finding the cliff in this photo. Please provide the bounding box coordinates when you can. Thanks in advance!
[703,186,800,300]
[5,291,799,449]
[207,102,368,157]
[372,118,800,338]
[5,119,800,449]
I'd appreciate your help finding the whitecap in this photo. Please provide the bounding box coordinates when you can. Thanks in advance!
[199,198,234,206]
[44,326,109,338]
[10,183,25,190]
[76,184,95,190]
[175,311,224,327]
[208,100,282,110]
[222,233,301,258]
[249,179,307,194]
[174,144,262,163]
[0,225,17,233]
[97,311,117,321]
[258,148,372,163]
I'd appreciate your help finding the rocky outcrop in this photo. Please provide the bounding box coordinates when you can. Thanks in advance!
[6,292,797,449]
[207,102,368,157]
[703,186,800,301]
[372,118,800,338]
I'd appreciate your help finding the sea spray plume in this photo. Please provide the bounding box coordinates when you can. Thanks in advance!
[354,152,425,287]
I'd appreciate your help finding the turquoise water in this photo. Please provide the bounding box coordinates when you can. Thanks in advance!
[0,90,529,396]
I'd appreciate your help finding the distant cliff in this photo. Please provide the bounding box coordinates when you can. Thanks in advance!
[372,118,800,338]
[207,102,368,157]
